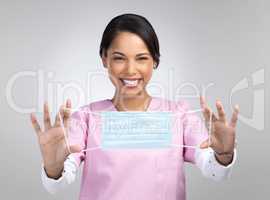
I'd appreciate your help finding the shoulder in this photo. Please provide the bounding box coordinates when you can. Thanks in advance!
[71,99,112,119]
[89,99,113,112]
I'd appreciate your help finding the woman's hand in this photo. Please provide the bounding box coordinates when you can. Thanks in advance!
[199,96,239,166]
[30,100,81,179]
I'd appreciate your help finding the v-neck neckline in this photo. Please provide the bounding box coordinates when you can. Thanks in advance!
[107,96,155,112]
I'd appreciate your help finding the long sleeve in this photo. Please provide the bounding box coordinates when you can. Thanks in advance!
[195,147,237,181]
[41,154,78,194]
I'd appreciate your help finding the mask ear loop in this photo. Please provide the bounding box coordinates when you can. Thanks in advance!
[58,111,102,154]
[171,109,213,149]
[58,111,71,155]
[81,147,102,152]
[208,110,213,148]
[170,144,198,149]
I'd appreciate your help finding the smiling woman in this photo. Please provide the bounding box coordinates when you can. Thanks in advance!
[100,14,160,111]
[30,13,239,200]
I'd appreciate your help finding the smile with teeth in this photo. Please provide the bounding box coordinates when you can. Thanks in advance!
[121,79,141,87]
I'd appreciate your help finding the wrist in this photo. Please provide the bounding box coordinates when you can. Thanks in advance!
[44,164,64,179]
[214,151,234,166]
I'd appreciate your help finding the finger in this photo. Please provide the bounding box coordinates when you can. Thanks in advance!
[230,104,239,128]
[200,139,211,149]
[43,102,52,131]
[200,96,218,122]
[54,105,64,127]
[200,95,206,109]
[216,100,227,123]
[69,144,82,154]
[200,96,210,121]
[204,105,218,123]
[66,98,71,109]
[30,113,42,136]
[64,99,72,128]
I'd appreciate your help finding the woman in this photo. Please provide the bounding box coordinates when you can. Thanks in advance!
[31,13,239,200]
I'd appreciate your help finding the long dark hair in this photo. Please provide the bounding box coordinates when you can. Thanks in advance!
[99,13,160,68]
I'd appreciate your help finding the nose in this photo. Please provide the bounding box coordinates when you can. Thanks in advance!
[126,61,137,75]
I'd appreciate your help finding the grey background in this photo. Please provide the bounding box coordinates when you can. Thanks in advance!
[0,0,269,199]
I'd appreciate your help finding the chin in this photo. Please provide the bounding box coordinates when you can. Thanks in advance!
[120,88,144,98]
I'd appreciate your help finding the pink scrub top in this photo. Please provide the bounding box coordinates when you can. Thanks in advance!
[68,97,208,200]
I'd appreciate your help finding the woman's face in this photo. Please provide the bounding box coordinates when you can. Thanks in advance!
[102,32,155,98]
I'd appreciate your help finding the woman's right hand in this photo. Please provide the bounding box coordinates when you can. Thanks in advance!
[30,99,81,179]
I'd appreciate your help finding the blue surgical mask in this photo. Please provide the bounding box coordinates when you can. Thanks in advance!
[101,111,173,149]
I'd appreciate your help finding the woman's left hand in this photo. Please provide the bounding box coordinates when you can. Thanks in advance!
[199,96,239,166]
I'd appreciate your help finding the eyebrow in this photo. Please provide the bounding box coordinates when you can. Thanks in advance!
[136,53,150,57]
[112,51,150,57]
[112,51,125,56]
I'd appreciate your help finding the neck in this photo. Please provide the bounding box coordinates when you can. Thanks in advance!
[111,90,152,111]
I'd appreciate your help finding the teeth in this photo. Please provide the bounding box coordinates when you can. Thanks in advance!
[122,79,139,86]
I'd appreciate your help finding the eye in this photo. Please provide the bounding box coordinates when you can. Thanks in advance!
[113,57,124,60]
[137,57,148,60]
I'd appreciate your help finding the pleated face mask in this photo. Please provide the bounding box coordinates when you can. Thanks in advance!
[59,109,212,153]
[100,111,173,149]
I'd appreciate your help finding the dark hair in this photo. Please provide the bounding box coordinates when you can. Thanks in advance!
[99,13,160,68]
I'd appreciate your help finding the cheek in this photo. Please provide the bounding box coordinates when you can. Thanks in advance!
[107,62,122,77]
[108,69,121,86]
[141,66,153,82]
[107,60,125,75]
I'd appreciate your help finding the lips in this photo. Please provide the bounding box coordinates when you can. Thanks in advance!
[120,78,142,87]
